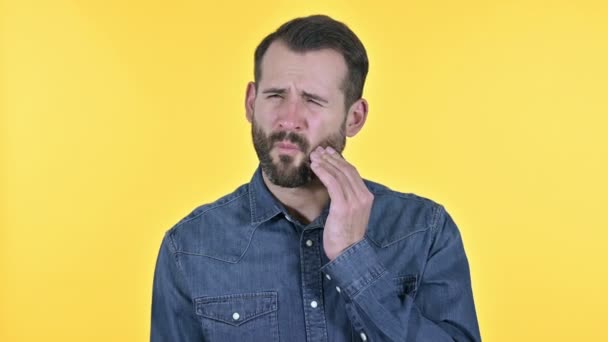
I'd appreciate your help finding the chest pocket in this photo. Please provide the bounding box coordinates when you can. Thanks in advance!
[195,291,279,342]
[393,274,418,300]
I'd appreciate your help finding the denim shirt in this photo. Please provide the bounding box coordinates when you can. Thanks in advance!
[151,166,481,341]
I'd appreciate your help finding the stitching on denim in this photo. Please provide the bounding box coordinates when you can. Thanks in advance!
[167,231,178,253]
[174,251,240,263]
[249,182,281,224]
[255,205,282,224]
[430,204,444,232]
[167,233,184,270]
[418,205,444,283]
[314,232,329,341]
[299,232,311,341]
[319,238,367,274]
[196,291,277,302]
[197,295,277,307]
[235,223,260,263]
[364,191,435,248]
[173,223,260,262]
[249,182,257,223]
[196,311,273,326]
[351,268,388,299]
[376,229,430,248]
[348,263,386,297]
[323,240,389,298]
[275,291,281,341]
[172,189,248,235]
[365,179,438,206]
[165,233,198,313]
[195,291,278,325]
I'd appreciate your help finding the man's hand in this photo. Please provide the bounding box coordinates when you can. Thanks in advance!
[310,146,374,261]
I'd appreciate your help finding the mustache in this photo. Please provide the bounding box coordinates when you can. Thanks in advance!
[269,131,310,151]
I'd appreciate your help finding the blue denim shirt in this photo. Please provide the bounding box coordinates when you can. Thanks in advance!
[151,166,481,341]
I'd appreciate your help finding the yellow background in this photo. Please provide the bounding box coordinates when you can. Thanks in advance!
[2,0,607,341]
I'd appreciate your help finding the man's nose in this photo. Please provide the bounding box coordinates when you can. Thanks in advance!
[276,99,305,131]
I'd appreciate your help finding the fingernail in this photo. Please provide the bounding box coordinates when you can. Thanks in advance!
[326,146,336,154]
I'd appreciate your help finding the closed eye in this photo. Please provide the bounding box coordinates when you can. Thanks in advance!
[267,94,283,99]
[307,99,321,106]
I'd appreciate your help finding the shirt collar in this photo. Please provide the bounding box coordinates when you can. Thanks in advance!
[247,165,330,227]
[248,165,283,224]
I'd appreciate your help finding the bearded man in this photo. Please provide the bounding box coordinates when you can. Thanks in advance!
[151,14,481,342]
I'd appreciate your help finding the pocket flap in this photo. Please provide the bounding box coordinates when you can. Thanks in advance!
[195,291,278,327]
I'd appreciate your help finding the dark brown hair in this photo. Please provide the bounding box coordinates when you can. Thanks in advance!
[254,15,369,108]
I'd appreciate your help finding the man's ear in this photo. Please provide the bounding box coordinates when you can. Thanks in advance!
[245,81,257,123]
[345,98,369,137]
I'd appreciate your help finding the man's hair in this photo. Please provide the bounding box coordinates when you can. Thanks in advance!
[254,14,369,109]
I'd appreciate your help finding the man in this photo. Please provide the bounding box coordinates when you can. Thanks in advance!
[151,15,481,341]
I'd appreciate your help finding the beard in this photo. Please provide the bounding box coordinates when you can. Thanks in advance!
[251,117,347,188]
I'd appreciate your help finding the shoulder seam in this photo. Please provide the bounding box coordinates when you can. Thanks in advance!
[170,187,249,235]
[430,203,446,232]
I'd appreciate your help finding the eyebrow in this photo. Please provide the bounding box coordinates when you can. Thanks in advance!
[261,87,329,104]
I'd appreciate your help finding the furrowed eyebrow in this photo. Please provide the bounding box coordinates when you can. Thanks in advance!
[261,87,329,104]
[261,87,287,95]
[302,91,328,104]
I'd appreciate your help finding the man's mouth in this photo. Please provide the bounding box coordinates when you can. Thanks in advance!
[276,141,300,151]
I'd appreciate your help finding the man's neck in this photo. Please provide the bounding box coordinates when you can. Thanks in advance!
[261,171,329,225]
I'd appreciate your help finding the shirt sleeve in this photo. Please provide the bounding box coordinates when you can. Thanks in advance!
[150,232,205,342]
[320,205,481,341]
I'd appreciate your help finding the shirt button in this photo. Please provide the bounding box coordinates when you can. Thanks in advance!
[310,300,318,308]
[325,274,331,280]
[360,332,367,341]
[336,286,341,293]
[306,239,313,247]
[232,312,240,320]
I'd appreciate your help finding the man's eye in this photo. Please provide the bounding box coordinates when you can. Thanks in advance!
[307,99,321,106]
[267,94,282,99]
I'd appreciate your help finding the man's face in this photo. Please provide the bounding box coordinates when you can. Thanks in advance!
[248,41,350,188]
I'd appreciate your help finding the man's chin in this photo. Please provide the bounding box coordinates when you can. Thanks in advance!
[264,161,314,188]
[274,148,305,160]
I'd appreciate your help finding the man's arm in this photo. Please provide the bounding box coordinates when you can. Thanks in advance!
[310,146,480,341]
[321,205,481,341]
[150,232,204,341]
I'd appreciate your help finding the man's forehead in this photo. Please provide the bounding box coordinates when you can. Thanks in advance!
[260,41,347,95]
[263,41,346,67]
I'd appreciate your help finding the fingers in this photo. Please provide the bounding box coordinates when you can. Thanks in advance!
[321,147,369,198]
[310,146,367,203]
[310,148,353,203]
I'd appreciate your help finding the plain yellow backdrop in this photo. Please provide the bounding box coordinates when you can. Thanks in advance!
[2,0,607,341]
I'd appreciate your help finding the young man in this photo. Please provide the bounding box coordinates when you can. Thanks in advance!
[151,15,481,342]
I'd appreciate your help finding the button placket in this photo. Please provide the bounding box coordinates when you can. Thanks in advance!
[300,229,328,341]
